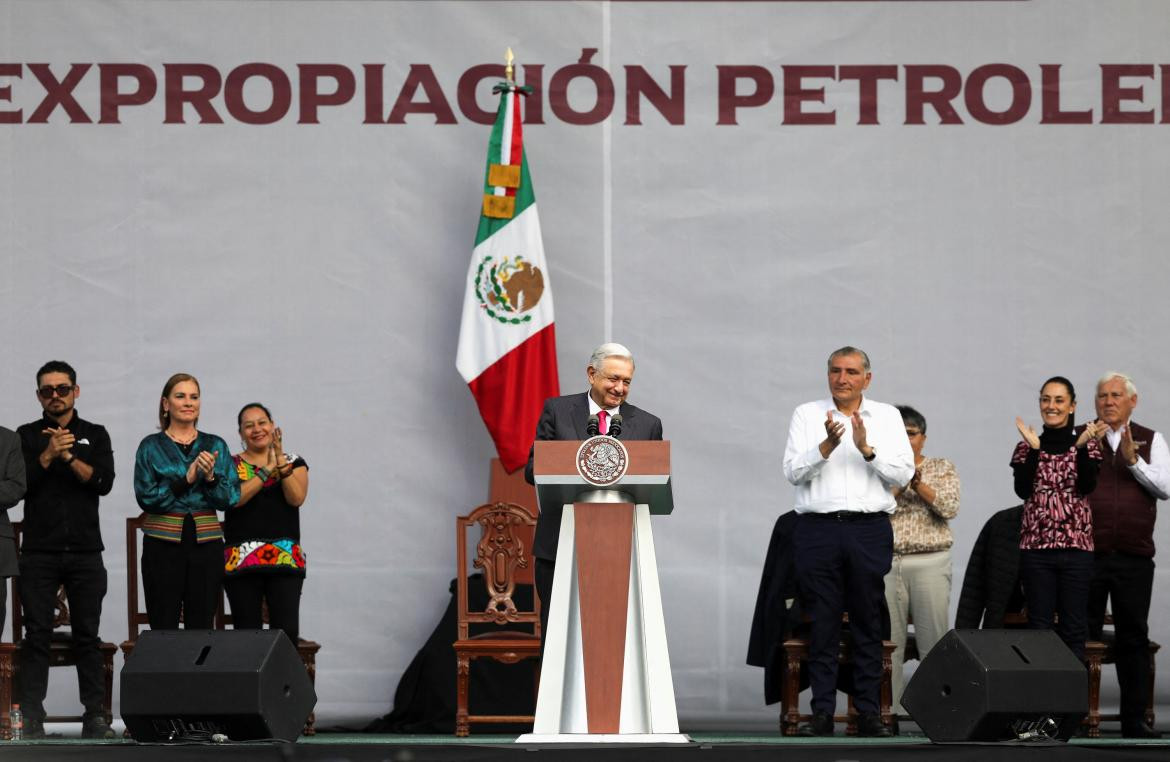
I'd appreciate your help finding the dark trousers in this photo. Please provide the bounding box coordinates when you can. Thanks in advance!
[1019,548,1094,663]
[535,557,555,660]
[141,516,224,630]
[17,551,108,721]
[1088,552,1155,724]
[224,573,304,644]
[793,512,892,717]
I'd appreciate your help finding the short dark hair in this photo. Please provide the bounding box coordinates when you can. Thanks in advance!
[36,360,76,386]
[237,402,273,429]
[897,405,927,435]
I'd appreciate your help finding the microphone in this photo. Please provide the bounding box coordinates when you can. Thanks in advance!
[586,414,599,437]
[609,414,623,438]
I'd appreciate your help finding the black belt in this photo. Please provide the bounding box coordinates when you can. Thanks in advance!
[805,510,888,522]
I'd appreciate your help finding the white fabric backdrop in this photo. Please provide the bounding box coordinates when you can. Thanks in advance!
[1,0,1168,727]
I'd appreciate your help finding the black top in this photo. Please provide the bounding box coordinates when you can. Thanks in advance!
[17,412,115,552]
[223,455,308,546]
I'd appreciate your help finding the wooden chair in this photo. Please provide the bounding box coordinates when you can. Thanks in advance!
[1002,609,1159,737]
[1084,614,1159,738]
[0,522,117,740]
[121,514,321,735]
[779,620,896,736]
[453,501,541,737]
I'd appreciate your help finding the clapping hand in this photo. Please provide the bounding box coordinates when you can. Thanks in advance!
[272,427,292,476]
[1015,417,1041,449]
[273,427,285,462]
[851,411,870,453]
[1075,420,1108,448]
[196,450,218,481]
[820,411,845,458]
[41,427,76,460]
[1118,425,1147,466]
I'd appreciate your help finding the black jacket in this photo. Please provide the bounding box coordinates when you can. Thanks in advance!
[523,393,663,561]
[17,412,114,552]
[954,506,1025,629]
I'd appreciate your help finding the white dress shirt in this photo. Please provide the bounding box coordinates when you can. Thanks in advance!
[587,395,620,434]
[783,397,915,514]
[1106,422,1170,500]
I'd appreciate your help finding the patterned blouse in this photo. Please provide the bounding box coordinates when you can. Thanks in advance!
[1012,439,1102,551]
[891,456,961,554]
[223,453,308,577]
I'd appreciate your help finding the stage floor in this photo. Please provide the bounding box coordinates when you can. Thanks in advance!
[3,730,1168,762]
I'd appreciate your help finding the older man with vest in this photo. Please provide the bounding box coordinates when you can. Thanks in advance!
[1086,371,1168,739]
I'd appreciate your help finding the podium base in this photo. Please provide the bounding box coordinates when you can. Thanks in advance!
[516,733,691,744]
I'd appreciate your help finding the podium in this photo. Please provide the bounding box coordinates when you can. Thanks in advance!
[516,438,687,744]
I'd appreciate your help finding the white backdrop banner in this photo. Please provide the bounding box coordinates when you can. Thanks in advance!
[2,0,1169,727]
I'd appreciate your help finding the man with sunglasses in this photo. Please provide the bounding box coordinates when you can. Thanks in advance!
[16,361,115,739]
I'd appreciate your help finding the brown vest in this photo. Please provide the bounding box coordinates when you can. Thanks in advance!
[1088,421,1157,557]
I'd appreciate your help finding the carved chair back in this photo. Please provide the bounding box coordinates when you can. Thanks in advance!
[455,501,540,641]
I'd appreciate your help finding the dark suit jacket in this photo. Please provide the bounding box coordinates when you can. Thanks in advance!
[523,392,663,561]
[0,426,27,577]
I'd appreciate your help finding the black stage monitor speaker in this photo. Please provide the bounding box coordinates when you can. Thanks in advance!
[902,629,1087,742]
[121,629,316,742]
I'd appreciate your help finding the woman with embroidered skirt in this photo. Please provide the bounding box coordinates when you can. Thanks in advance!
[133,373,240,629]
[1011,375,1105,662]
[224,403,309,644]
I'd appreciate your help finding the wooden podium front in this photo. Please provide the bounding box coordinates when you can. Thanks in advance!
[516,440,687,744]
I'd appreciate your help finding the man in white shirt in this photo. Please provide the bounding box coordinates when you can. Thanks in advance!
[1086,371,1169,739]
[782,347,914,737]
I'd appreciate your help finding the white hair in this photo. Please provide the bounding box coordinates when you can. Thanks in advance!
[590,342,634,371]
[1097,371,1137,397]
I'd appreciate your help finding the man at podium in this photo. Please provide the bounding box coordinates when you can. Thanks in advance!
[782,346,914,738]
[524,342,664,640]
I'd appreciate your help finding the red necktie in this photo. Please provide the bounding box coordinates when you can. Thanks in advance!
[598,410,608,435]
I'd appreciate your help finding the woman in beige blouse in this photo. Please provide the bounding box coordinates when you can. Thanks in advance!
[885,405,961,714]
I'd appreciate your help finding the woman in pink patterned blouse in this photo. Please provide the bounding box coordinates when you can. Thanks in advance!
[1011,376,1106,661]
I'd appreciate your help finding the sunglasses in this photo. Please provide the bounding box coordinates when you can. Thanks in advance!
[37,384,75,399]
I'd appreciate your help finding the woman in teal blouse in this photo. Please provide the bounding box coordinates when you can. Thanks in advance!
[133,373,239,629]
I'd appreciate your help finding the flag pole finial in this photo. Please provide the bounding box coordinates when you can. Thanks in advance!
[505,48,515,83]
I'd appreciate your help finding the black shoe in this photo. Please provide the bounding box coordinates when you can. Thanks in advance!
[857,713,893,738]
[1122,722,1162,739]
[798,711,834,737]
[81,715,115,740]
[22,717,46,740]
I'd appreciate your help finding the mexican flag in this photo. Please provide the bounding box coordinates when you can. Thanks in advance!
[456,81,559,472]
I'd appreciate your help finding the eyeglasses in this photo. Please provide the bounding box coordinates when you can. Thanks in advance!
[37,384,75,399]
